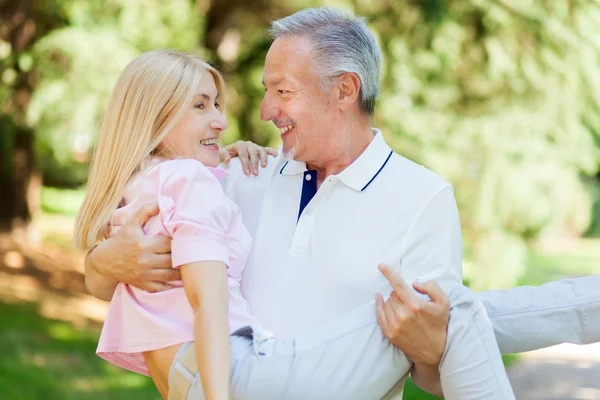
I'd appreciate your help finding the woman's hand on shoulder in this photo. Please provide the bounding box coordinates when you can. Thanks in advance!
[219,140,278,176]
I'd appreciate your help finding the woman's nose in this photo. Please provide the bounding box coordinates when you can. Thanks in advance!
[210,111,228,132]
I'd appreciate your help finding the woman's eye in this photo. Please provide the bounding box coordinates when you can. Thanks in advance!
[215,102,221,109]
[195,102,205,110]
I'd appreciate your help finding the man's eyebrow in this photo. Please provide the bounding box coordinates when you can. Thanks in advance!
[262,79,282,87]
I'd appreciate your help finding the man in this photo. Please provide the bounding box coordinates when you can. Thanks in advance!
[85,7,600,399]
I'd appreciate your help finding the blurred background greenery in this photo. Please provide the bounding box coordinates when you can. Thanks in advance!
[2,0,600,398]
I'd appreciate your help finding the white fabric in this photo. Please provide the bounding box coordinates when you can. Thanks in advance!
[480,275,600,354]
[223,129,463,338]
[218,129,600,398]
[168,286,515,400]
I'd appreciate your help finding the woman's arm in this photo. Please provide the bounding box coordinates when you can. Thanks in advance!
[181,261,230,400]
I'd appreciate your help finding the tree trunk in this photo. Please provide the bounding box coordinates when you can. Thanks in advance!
[0,126,37,232]
[0,0,41,232]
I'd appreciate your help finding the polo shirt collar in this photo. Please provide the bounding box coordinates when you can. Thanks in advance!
[337,129,392,191]
[279,158,306,176]
[279,128,393,191]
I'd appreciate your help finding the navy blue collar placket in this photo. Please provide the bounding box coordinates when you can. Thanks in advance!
[297,170,317,222]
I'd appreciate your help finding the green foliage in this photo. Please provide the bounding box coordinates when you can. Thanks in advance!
[41,186,85,216]
[8,1,600,395]
[365,0,600,289]
[29,27,137,186]
[12,0,600,287]
[27,0,203,186]
[188,0,600,288]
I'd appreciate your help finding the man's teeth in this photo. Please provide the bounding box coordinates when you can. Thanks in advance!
[280,125,294,134]
[199,138,218,146]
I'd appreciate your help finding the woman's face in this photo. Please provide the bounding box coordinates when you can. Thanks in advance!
[161,72,227,167]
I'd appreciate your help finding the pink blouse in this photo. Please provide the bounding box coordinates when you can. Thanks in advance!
[96,159,261,376]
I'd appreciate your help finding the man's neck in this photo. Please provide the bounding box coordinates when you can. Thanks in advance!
[306,124,375,187]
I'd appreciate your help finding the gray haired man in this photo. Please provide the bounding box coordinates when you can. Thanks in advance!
[85,7,600,399]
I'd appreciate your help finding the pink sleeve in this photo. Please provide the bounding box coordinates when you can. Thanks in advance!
[158,160,231,268]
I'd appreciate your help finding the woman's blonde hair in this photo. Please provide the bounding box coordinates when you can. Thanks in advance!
[73,49,226,250]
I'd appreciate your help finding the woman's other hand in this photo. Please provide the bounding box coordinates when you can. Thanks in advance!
[220,140,278,176]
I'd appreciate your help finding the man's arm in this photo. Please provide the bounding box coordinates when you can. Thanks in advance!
[376,186,515,399]
[375,270,448,396]
[85,247,118,301]
[84,204,179,300]
[377,186,461,388]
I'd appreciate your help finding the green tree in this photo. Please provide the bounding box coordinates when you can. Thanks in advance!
[4,0,600,290]
[366,0,600,288]
[0,0,67,230]
[27,0,202,186]
[199,0,600,288]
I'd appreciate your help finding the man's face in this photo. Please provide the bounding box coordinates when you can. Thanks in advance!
[261,36,338,163]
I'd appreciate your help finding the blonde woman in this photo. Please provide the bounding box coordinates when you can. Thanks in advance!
[74,49,514,400]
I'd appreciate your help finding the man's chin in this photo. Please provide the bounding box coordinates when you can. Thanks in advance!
[283,146,297,161]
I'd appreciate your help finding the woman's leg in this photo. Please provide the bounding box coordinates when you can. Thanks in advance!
[168,286,517,400]
[168,342,200,400]
[438,285,515,400]
[233,301,411,400]
[234,289,515,400]
[478,275,600,354]
[167,338,253,400]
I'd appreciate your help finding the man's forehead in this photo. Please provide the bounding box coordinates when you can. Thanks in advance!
[262,72,288,86]
[263,36,315,83]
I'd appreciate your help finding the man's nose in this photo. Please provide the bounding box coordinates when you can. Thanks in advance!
[260,93,279,121]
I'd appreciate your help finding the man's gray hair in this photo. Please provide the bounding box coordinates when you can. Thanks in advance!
[269,7,382,117]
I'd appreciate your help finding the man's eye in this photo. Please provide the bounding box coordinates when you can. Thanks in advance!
[194,102,205,110]
[278,90,289,95]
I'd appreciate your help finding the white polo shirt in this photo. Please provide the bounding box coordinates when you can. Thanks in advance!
[223,129,463,338]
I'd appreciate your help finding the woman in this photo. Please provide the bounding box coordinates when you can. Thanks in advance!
[74,49,514,400]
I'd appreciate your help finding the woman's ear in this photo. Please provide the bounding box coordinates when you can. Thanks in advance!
[338,72,361,111]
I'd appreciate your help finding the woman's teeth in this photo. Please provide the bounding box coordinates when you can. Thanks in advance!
[199,138,218,146]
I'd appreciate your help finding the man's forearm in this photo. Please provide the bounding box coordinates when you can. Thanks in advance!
[85,250,118,301]
[411,363,443,397]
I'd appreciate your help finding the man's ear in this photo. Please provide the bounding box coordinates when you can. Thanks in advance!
[337,72,361,111]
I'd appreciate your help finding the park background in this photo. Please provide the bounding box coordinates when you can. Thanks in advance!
[1,0,600,399]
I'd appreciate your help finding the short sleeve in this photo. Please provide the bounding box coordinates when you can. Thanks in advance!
[157,160,232,268]
[399,185,463,292]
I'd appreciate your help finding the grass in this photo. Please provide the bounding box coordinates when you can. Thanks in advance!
[2,187,159,399]
[0,301,160,400]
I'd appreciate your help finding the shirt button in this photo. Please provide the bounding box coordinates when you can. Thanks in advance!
[305,174,312,181]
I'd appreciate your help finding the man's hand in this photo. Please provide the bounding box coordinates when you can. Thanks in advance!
[87,204,179,297]
[220,140,278,176]
[375,264,450,368]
